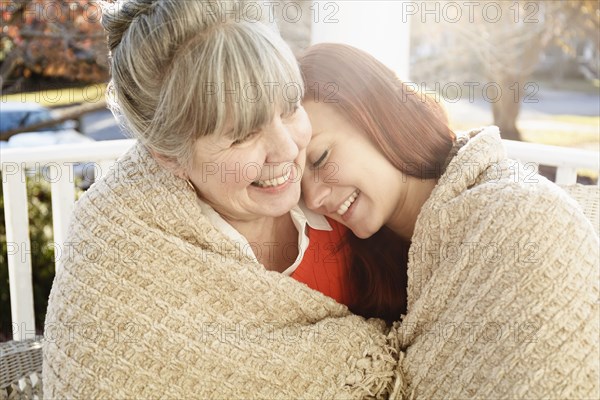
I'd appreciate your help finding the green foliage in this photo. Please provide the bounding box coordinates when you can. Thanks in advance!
[0,174,82,341]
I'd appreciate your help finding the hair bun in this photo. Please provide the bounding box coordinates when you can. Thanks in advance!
[101,0,158,51]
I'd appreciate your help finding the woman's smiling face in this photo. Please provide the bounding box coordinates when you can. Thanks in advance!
[301,101,405,238]
[187,104,312,223]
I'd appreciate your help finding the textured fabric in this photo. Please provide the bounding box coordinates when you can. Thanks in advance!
[399,126,600,399]
[42,143,405,399]
[291,218,353,305]
[196,197,332,276]
[560,183,599,235]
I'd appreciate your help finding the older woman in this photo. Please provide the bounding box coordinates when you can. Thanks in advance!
[299,43,599,399]
[42,2,405,398]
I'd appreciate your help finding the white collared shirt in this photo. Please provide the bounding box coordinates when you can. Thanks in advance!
[196,199,332,275]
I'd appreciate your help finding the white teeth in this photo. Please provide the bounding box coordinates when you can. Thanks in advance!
[337,189,360,216]
[254,170,291,188]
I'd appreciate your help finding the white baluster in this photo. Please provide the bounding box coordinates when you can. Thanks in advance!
[555,167,578,186]
[1,165,36,340]
[50,164,76,274]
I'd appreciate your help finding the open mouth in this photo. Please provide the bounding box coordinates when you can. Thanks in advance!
[337,189,360,216]
[251,169,292,188]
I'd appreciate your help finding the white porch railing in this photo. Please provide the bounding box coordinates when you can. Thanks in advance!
[1,139,135,340]
[1,139,599,340]
[502,140,600,185]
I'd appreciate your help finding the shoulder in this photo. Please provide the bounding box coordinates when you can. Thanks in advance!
[429,164,598,261]
[462,165,588,225]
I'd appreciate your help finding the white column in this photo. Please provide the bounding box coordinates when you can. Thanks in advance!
[311,1,411,79]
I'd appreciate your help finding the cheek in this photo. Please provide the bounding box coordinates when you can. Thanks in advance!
[190,160,250,195]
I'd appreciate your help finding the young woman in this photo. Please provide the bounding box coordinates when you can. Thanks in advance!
[298,43,599,399]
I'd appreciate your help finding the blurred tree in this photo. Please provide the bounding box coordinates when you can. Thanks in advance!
[556,0,600,81]
[0,0,108,93]
[410,0,599,141]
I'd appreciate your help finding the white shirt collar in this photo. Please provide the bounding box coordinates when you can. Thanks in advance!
[195,198,331,275]
[295,200,332,231]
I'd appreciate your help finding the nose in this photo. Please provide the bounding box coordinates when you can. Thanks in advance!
[264,119,300,164]
[302,172,331,211]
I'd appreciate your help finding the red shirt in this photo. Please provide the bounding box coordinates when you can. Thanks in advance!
[291,218,353,306]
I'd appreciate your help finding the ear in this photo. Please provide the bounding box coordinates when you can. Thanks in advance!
[149,149,187,179]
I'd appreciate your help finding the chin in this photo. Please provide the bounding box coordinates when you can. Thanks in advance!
[348,224,374,239]
[267,205,296,217]
[264,192,301,217]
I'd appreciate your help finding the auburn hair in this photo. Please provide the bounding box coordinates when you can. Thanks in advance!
[298,43,455,323]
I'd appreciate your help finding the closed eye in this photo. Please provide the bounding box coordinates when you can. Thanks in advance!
[311,150,329,169]
[231,130,260,146]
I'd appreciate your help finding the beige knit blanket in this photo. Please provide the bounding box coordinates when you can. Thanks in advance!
[43,128,599,398]
[399,126,600,399]
[42,143,405,398]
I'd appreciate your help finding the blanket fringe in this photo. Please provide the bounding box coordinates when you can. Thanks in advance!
[345,321,409,399]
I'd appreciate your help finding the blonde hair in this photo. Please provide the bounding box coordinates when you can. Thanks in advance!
[101,0,303,169]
